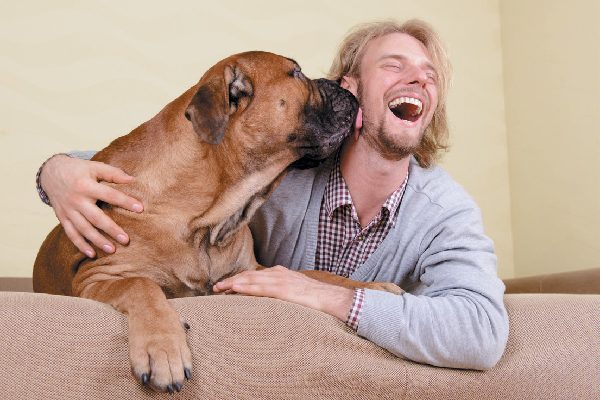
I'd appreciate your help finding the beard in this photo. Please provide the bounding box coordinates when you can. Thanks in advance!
[357,82,425,161]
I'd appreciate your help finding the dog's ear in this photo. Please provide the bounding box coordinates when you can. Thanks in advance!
[185,65,253,144]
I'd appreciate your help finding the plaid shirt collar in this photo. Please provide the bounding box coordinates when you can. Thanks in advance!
[324,152,409,228]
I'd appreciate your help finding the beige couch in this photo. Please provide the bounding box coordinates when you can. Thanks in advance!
[1,269,599,399]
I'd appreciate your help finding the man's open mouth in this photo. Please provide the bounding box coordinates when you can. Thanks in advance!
[388,97,423,123]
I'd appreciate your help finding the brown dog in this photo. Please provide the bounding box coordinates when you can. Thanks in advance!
[34,51,400,393]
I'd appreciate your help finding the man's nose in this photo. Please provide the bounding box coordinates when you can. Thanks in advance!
[404,64,429,87]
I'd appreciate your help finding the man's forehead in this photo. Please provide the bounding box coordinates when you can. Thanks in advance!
[364,32,433,64]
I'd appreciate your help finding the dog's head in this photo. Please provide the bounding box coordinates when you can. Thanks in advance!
[184,51,358,170]
[182,52,358,249]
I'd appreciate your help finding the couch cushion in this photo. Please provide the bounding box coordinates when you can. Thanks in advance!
[0,292,598,399]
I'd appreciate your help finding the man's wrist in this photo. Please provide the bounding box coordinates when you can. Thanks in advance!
[36,153,70,206]
[317,284,355,322]
[345,288,365,331]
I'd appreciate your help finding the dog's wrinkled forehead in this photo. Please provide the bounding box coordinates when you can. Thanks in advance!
[235,52,302,90]
[185,51,315,142]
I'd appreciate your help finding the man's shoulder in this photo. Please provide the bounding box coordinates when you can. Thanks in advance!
[272,165,322,200]
[260,158,331,216]
[406,157,477,211]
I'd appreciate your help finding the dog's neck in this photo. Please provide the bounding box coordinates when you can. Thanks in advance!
[190,143,289,246]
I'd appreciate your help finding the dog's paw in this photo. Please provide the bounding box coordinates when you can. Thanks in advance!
[128,312,193,393]
[364,281,404,295]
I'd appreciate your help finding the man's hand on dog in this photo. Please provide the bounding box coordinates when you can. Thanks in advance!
[41,155,144,258]
[213,266,355,321]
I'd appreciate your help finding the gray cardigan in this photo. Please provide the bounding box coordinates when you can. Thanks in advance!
[250,155,509,370]
[64,151,508,370]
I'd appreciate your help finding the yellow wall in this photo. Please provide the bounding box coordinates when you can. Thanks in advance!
[500,0,600,277]
[0,0,515,277]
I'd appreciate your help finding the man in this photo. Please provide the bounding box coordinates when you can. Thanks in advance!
[37,20,509,370]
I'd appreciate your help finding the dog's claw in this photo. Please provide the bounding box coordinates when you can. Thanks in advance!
[141,373,149,386]
[167,384,174,394]
[183,322,190,330]
[174,382,182,392]
[184,368,192,381]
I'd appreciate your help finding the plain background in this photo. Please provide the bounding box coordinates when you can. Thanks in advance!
[0,0,598,279]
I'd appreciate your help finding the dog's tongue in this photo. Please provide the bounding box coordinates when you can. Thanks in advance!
[355,107,363,130]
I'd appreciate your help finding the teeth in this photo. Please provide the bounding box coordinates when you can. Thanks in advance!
[388,97,423,115]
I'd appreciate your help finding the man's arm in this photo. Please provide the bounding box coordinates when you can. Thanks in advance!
[215,203,508,370]
[37,151,143,257]
[348,203,508,370]
[213,265,355,320]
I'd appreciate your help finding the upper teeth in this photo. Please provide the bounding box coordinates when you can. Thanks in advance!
[389,97,423,114]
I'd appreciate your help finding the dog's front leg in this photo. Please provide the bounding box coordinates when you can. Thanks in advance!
[74,276,193,393]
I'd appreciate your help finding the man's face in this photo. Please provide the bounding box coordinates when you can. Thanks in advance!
[345,33,439,160]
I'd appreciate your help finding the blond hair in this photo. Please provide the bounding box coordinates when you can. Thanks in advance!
[328,19,451,168]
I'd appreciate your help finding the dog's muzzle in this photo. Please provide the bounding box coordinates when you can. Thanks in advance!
[291,78,359,169]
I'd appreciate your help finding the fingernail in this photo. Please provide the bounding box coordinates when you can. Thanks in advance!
[117,234,128,244]
[85,250,95,258]
[132,203,143,213]
[102,244,114,253]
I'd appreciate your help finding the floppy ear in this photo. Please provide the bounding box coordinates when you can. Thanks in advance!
[184,65,253,144]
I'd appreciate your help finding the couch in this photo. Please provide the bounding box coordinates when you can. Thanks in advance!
[1,269,599,399]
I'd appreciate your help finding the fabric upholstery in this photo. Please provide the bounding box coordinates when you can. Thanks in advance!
[1,292,598,399]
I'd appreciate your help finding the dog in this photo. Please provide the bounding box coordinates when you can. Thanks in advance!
[33,51,401,393]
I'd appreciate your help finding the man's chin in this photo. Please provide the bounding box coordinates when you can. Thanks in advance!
[364,131,419,161]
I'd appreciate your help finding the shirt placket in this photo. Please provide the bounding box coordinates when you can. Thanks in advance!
[341,205,379,276]
[334,206,353,276]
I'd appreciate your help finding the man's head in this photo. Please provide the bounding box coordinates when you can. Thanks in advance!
[328,19,451,167]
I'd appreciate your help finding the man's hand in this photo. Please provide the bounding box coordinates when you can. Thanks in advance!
[40,154,144,258]
[212,266,355,321]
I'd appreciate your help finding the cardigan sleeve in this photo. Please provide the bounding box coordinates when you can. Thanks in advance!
[356,203,509,370]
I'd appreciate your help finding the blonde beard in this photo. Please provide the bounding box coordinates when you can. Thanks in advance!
[357,82,425,161]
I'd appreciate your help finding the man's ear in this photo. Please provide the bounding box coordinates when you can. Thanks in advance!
[184,65,253,144]
[340,75,362,134]
[340,75,358,96]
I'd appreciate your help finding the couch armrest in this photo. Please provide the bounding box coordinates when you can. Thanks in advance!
[1,292,598,399]
[504,267,600,294]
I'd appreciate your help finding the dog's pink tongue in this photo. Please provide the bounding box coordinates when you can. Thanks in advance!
[355,107,363,130]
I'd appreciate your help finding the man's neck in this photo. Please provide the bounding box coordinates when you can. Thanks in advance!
[339,135,410,228]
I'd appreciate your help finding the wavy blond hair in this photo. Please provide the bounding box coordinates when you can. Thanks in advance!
[328,19,451,168]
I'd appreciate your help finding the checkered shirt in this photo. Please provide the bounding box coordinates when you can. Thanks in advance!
[315,153,408,331]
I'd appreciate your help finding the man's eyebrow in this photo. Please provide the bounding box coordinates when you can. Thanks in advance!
[379,54,437,74]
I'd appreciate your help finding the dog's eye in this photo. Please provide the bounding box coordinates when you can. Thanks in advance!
[290,68,303,79]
